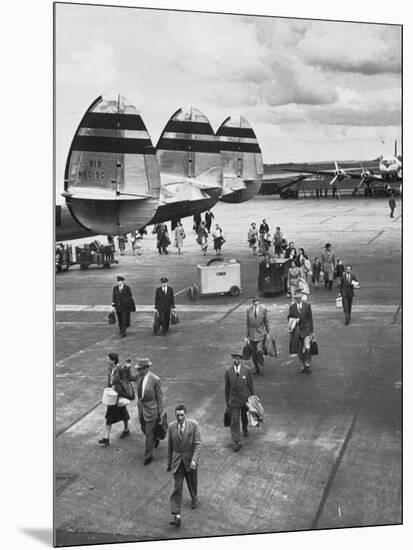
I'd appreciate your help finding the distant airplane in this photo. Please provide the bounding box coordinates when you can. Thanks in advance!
[216,116,263,203]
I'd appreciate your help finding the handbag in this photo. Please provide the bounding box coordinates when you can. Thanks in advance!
[170,310,180,325]
[153,311,161,334]
[223,408,231,427]
[310,340,319,355]
[102,387,118,406]
[154,411,168,440]
[108,311,116,324]
[336,296,343,308]
[129,298,136,312]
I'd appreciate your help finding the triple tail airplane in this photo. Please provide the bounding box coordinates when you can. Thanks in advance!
[56,95,263,241]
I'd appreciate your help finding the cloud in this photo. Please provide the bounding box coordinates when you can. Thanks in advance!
[56,40,118,87]
[297,22,401,74]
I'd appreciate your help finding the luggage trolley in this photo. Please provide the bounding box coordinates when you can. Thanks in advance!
[187,258,241,299]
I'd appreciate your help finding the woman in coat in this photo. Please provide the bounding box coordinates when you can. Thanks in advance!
[287,260,302,299]
[247,223,258,255]
[321,243,335,290]
[212,224,224,255]
[174,222,186,254]
[197,221,209,255]
[99,352,131,446]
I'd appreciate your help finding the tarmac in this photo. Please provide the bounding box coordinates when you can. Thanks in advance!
[55,194,402,546]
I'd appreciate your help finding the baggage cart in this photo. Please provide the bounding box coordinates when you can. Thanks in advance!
[187,258,241,299]
[258,257,291,296]
[75,241,118,270]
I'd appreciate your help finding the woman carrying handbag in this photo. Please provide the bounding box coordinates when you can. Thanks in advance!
[99,352,131,447]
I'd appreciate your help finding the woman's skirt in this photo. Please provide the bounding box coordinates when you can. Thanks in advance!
[105,405,130,426]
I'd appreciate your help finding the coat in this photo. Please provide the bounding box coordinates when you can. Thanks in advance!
[225,364,254,408]
[167,419,202,473]
[246,304,269,342]
[154,286,175,312]
[288,302,314,338]
[321,249,335,279]
[112,284,133,313]
[340,273,358,298]
[174,226,185,248]
[136,371,163,423]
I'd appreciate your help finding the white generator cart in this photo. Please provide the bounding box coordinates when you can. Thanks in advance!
[187,258,241,299]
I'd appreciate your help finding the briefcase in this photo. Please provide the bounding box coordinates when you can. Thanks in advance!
[153,311,161,334]
[154,412,168,440]
[310,340,319,356]
[170,310,180,325]
[108,311,116,324]
[242,341,252,360]
[223,408,231,427]
[336,296,342,308]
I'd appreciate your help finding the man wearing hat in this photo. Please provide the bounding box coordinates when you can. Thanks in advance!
[225,353,254,452]
[111,275,135,337]
[245,296,270,375]
[135,358,164,465]
[339,265,359,325]
[154,277,176,336]
[287,291,314,373]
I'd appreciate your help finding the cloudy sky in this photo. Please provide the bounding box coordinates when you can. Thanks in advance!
[55,3,401,196]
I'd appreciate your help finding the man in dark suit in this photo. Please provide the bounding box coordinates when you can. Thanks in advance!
[154,277,175,336]
[167,404,202,527]
[339,265,359,325]
[288,291,314,373]
[135,358,163,465]
[245,296,270,375]
[284,241,297,260]
[225,353,254,452]
[111,275,135,337]
[204,209,214,232]
[389,193,396,218]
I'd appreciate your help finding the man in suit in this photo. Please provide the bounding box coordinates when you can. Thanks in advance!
[284,241,297,260]
[204,209,214,232]
[225,353,254,452]
[339,265,359,325]
[288,291,314,373]
[135,358,163,465]
[111,275,135,337]
[167,404,202,527]
[154,277,176,336]
[245,296,270,375]
[389,193,396,218]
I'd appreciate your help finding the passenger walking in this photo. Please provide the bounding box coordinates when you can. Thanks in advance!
[135,358,164,465]
[339,265,359,325]
[98,352,131,446]
[225,353,254,452]
[111,275,135,337]
[117,234,128,256]
[389,193,396,218]
[131,230,142,256]
[174,221,186,254]
[154,277,176,336]
[212,224,225,255]
[311,257,322,289]
[259,219,269,235]
[247,222,258,255]
[204,209,214,232]
[193,212,202,233]
[154,223,170,255]
[245,296,270,376]
[273,227,283,257]
[288,291,314,373]
[334,258,345,286]
[197,221,209,255]
[287,260,302,299]
[321,242,335,290]
[284,242,297,260]
[167,404,202,527]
